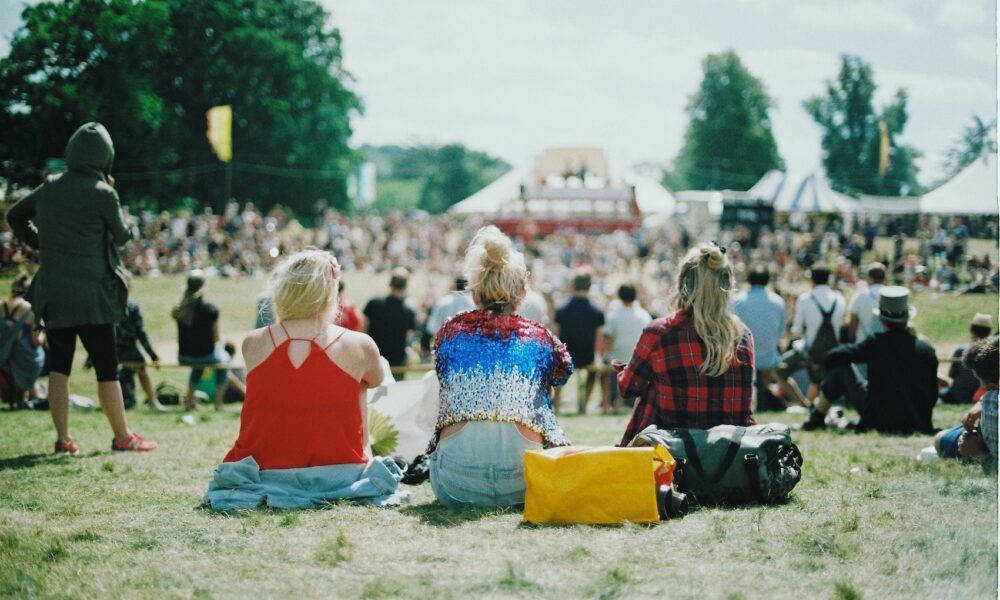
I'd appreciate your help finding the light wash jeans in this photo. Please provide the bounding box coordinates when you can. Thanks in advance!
[429,421,543,508]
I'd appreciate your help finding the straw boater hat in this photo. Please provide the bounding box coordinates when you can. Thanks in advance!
[971,313,993,329]
[872,286,916,324]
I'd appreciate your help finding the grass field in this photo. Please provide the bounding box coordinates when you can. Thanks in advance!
[1,267,998,598]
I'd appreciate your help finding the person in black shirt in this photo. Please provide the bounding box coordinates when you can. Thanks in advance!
[554,269,605,414]
[801,286,937,434]
[364,268,416,368]
[116,292,163,411]
[172,274,228,410]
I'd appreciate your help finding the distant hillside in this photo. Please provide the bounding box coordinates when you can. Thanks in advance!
[360,144,509,214]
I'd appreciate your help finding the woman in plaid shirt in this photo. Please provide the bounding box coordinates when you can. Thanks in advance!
[617,243,755,446]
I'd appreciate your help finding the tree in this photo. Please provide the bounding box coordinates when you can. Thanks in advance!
[360,144,508,215]
[667,50,783,191]
[0,0,360,214]
[804,55,921,196]
[942,115,997,180]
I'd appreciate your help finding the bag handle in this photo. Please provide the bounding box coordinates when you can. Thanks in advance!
[676,427,745,484]
[743,453,766,504]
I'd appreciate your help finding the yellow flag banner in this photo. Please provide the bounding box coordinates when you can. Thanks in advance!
[877,120,890,176]
[206,105,233,163]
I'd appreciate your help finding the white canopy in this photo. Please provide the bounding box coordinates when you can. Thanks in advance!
[449,167,526,215]
[746,170,858,214]
[448,168,676,217]
[920,153,998,215]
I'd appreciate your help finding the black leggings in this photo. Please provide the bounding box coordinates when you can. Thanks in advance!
[47,324,119,382]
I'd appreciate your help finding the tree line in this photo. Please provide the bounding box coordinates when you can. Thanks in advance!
[0,2,992,214]
[668,50,994,198]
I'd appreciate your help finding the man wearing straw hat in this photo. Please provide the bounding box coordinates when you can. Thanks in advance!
[940,313,994,405]
[800,286,937,434]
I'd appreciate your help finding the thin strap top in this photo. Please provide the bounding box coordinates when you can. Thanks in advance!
[223,325,365,470]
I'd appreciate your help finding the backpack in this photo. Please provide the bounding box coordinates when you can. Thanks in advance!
[628,423,803,506]
[807,295,839,366]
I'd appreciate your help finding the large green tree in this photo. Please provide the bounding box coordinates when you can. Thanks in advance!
[0,0,360,214]
[804,55,921,196]
[667,50,783,191]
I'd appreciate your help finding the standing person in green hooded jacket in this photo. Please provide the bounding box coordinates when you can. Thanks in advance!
[6,122,158,455]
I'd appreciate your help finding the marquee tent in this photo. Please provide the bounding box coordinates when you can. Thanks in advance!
[920,152,998,215]
[746,170,858,214]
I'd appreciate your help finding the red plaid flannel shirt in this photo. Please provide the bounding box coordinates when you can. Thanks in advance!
[618,310,756,446]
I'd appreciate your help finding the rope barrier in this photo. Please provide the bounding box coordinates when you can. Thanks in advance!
[120,356,965,375]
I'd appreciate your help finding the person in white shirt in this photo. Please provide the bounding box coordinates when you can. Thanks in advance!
[603,284,651,414]
[426,277,475,338]
[846,262,886,344]
[517,287,549,326]
[776,264,846,406]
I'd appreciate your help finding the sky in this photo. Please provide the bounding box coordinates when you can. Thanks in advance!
[1,0,996,186]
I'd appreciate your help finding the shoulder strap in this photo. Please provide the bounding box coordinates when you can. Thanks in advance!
[676,427,746,484]
[810,295,835,318]
[266,324,278,348]
[323,327,348,351]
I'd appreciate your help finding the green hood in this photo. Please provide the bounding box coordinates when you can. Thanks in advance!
[65,122,115,177]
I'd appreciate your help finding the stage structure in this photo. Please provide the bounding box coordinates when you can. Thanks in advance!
[451,147,675,237]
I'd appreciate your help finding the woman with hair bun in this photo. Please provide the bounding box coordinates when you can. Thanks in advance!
[617,243,755,446]
[429,226,572,508]
[205,249,402,510]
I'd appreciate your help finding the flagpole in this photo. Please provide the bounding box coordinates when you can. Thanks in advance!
[223,160,232,213]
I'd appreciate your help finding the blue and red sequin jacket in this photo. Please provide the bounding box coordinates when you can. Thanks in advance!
[429,310,573,450]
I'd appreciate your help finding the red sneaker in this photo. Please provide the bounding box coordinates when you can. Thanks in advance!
[54,438,80,456]
[111,432,158,452]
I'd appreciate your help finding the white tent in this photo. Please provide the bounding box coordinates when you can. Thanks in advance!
[747,170,858,214]
[450,167,527,215]
[448,168,676,217]
[920,153,998,215]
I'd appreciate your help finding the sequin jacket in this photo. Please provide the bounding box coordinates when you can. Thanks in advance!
[429,310,573,451]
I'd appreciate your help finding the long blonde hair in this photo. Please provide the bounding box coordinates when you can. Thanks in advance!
[464,226,527,313]
[269,249,341,322]
[672,243,742,377]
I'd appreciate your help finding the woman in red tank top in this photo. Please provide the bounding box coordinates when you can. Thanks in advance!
[221,250,385,471]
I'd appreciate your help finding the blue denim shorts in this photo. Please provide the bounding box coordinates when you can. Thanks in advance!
[429,421,543,509]
[937,425,964,459]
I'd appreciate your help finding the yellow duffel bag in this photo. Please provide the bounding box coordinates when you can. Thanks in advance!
[523,445,674,525]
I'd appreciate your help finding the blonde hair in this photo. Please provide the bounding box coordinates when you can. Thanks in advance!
[672,243,742,377]
[269,249,340,322]
[464,226,527,313]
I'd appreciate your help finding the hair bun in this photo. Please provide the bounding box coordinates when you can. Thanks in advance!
[703,246,725,270]
[481,236,510,270]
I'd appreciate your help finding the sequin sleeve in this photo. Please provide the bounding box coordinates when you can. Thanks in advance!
[548,332,573,388]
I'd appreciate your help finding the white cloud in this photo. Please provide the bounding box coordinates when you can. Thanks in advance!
[937,0,990,29]
[956,35,996,63]
[327,0,995,186]
[788,1,925,35]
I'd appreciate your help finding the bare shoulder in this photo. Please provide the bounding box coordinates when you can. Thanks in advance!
[242,327,275,370]
[338,329,378,356]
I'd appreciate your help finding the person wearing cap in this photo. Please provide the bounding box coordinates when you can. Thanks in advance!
[801,286,937,433]
[5,122,157,453]
[940,313,994,405]
[425,276,475,339]
[846,262,887,345]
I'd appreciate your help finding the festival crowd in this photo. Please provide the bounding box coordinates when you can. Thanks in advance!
[2,123,997,512]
